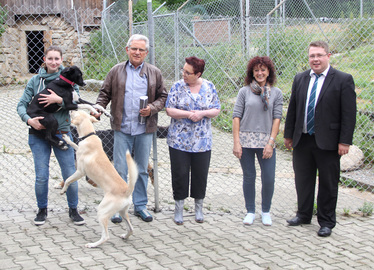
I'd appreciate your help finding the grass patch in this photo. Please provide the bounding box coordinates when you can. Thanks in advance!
[358,201,374,216]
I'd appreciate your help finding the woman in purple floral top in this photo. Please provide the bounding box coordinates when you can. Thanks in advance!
[166,56,220,225]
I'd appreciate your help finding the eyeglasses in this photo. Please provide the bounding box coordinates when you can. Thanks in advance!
[309,54,328,59]
[129,47,147,53]
[180,68,194,76]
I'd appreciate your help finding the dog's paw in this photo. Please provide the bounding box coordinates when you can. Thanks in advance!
[62,134,69,141]
[93,104,111,118]
[103,111,112,118]
[58,142,69,151]
[60,189,67,195]
[120,231,133,240]
[85,243,97,248]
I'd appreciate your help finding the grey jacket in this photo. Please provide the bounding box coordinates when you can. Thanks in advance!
[96,61,168,133]
[233,85,283,134]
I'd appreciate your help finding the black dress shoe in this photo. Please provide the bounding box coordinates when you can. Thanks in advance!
[286,216,311,226]
[317,227,332,237]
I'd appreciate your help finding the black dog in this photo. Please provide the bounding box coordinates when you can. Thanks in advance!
[26,66,108,150]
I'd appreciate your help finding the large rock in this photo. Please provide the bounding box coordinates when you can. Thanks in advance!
[340,145,364,172]
[83,79,104,92]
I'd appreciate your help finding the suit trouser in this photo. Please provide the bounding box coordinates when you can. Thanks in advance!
[293,134,340,228]
[169,147,211,200]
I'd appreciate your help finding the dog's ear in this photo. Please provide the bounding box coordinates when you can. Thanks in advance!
[90,116,99,123]
[61,66,70,75]
[68,66,76,75]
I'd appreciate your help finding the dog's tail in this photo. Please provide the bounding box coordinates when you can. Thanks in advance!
[125,150,138,197]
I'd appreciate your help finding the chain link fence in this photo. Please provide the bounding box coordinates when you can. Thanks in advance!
[1,0,373,219]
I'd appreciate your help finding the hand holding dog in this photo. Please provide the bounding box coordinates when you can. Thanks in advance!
[38,89,63,107]
[27,116,45,130]
[90,110,102,119]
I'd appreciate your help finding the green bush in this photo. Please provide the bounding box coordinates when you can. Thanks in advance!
[331,17,374,52]
[0,6,7,38]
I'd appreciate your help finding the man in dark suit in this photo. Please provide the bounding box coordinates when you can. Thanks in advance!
[284,41,356,237]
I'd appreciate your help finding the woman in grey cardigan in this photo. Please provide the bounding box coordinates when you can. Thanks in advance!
[232,56,283,226]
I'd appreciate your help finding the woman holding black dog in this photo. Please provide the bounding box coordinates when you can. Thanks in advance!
[17,46,85,226]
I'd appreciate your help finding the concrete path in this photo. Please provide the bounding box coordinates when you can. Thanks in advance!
[1,204,373,269]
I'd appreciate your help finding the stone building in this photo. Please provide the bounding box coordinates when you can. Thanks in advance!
[0,0,113,83]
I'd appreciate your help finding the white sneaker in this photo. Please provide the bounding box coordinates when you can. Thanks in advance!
[243,213,255,225]
[261,212,272,226]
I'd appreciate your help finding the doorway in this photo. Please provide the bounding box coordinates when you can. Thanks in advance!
[26,31,44,74]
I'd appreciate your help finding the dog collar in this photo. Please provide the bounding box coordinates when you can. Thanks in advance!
[59,75,75,86]
[78,132,96,141]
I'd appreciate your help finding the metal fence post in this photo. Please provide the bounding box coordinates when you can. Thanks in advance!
[147,0,160,213]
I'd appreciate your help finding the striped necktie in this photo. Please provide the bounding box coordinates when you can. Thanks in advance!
[306,73,322,135]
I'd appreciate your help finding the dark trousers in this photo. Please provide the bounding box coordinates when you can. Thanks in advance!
[169,147,211,200]
[293,134,340,228]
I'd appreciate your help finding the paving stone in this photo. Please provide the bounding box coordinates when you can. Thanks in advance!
[1,191,374,269]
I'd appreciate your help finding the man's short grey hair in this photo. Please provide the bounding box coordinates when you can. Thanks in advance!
[126,34,149,51]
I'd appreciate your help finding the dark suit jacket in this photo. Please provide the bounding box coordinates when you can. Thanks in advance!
[284,67,356,150]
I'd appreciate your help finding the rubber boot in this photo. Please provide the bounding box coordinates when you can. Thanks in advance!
[195,199,204,223]
[174,200,184,225]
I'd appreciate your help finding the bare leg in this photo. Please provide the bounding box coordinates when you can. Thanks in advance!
[85,197,118,248]
[119,202,134,240]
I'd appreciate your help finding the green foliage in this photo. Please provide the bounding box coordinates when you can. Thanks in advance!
[358,201,374,216]
[133,0,165,22]
[257,26,310,80]
[83,29,128,80]
[313,202,317,215]
[331,17,374,52]
[285,0,310,18]
[340,177,359,188]
[0,6,7,38]
[213,101,234,133]
[165,0,185,6]
[219,207,231,213]
[3,145,9,154]
[343,208,350,216]
[83,19,131,79]
[353,113,374,163]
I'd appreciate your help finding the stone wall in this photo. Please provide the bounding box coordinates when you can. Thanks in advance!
[0,14,90,84]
